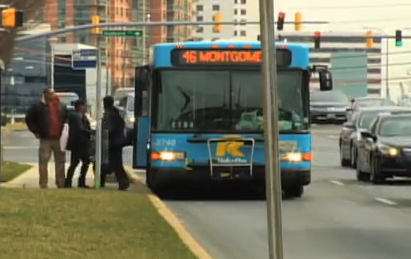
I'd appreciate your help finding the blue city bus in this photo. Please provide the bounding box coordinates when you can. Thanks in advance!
[133,41,332,198]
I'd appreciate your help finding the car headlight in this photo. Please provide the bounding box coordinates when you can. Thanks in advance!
[378,144,399,156]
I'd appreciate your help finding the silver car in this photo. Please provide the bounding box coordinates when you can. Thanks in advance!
[117,93,135,129]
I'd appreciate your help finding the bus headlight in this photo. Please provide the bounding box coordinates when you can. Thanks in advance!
[285,152,303,162]
[151,151,185,161]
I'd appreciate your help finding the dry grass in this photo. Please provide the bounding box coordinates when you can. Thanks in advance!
[0,188,197,259]
[0,161,32,182]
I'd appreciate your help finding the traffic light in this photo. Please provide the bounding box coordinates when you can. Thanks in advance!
[91,15,101,34]
[295,12,302,31]
[213,13,223,32]
[277,12,285,31]
[366,30,374,48]
[395,30,402,47]
[1,8,23,28]
[314,32,321,48]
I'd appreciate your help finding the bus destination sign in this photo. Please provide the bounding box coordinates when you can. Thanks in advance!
[171,49,292,67]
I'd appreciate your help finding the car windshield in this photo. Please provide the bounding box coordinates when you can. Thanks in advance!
[358,111,385,129]
[113,89,133,101]
[379,117,411,136]
[126,96,134,111]
[155,70,307,132]
[57,94,79,106]
[310,91,348,103]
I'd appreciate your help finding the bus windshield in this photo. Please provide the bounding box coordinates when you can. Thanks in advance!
[155,70,306,132]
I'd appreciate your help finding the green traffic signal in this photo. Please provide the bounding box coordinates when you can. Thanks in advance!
[395,29,402,47]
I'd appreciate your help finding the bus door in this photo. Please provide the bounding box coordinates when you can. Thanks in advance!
[133,65,151,169]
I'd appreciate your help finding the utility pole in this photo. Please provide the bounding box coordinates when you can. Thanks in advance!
[259,0,284,258]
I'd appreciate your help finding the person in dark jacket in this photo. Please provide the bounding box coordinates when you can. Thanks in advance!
[101,96,130,190]
[65,100,91,188]
[25,88,68,188]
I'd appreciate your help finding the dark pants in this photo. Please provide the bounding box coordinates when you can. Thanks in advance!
[101,145,129,190]
[65,149,90,187]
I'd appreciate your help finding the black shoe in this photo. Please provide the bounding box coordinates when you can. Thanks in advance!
[78,185,90,189]
[118,182,130,191]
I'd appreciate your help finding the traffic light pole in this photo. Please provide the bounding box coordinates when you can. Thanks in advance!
[15,21,330,42]
[259,0,284,258]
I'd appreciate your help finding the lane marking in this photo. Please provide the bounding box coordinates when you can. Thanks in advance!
[329,180,344,186]
[375,197,397,206]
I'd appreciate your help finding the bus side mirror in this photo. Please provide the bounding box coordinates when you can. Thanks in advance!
[319,70,333,91]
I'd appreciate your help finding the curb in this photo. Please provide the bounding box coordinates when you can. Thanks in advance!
[125,169,215,259]
[5,123,28,132]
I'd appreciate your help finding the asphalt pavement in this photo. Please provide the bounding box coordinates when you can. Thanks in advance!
[160,124,411,259]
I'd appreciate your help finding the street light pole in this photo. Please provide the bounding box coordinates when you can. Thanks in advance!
[259,0,284,258]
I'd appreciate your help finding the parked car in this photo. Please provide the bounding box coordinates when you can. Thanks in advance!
[117,93,135,130]
[339,106,411,169]
[310,90,350,123]
[113,87,134,107]
[356,113,411,183]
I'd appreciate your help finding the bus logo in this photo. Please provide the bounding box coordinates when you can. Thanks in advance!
[215,135,247,164]
[216,141,245,157]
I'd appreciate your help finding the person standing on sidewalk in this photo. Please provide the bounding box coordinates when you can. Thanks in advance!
[25,88,68,188]
[101,96,130,190]
[65,100,91,188]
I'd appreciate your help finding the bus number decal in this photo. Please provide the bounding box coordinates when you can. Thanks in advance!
[155,139,177,146]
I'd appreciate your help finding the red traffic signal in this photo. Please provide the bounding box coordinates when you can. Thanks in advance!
[314,32,321,48]
[277,12,285,31]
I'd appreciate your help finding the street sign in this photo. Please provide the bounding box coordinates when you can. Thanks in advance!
[72,49,97,70]
[102,30,143,37]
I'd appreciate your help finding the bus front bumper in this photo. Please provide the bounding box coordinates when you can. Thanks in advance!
[149,166,311,186]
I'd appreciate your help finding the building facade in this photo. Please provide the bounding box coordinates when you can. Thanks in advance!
[1,25,51,114]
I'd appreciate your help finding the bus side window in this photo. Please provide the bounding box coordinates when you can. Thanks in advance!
[135,66,151,118]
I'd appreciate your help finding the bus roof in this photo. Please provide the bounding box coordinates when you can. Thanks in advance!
[152,41,309,69]
[153,41,308,49]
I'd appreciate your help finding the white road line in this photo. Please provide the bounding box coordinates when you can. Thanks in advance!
[375,197,397,206]
[329,180,344,186]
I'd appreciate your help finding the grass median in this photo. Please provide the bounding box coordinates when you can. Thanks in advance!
[0,161,32,183]
[0,188,197,259]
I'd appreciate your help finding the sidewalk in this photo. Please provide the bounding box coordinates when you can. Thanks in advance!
[2,162,96,188]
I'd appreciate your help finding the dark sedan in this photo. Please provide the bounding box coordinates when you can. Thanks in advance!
[310,90,350,123]
[339,106,411,169]
[356,113,411,184]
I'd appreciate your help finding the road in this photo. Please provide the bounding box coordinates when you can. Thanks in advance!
[160,125,411,259]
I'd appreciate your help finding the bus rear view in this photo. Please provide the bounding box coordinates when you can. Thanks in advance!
[133,41,333,198]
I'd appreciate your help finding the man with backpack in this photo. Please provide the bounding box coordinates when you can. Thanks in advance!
[100,96,130,190]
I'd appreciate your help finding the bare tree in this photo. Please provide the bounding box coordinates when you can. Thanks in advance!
[0,0,45,67]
